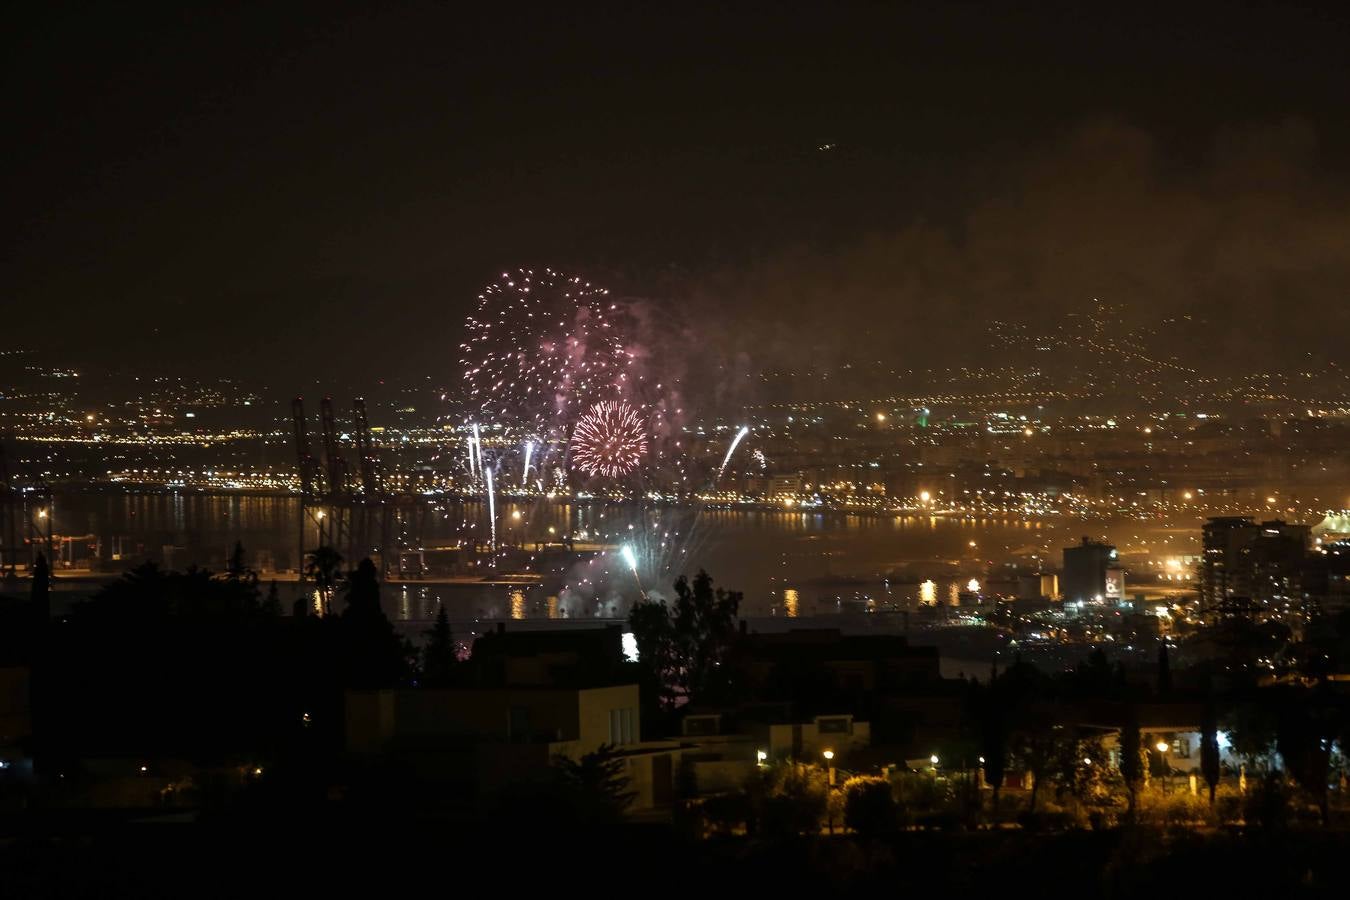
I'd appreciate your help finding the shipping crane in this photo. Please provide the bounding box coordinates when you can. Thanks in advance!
[0,443,19,577]
[351,397,380,497]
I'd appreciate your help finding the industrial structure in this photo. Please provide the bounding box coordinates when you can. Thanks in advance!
[289,396,424,583]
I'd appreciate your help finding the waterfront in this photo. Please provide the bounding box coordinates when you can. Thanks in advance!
[20,490,1200,625]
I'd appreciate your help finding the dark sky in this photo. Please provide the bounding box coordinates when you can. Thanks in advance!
[6,1,1350,383]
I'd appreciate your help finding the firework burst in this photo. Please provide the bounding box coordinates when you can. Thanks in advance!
[458,268,633,439]
[570,400,649,478]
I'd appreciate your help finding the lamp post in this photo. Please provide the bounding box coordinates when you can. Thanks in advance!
[1155,739,1171,793]
[822,749,837,835]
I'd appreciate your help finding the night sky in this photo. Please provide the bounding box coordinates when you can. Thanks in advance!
[6,2,1350,381]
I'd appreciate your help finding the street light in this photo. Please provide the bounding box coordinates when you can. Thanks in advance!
[756,749,767,765]
[930,754,939,766]
[823,749,836,786]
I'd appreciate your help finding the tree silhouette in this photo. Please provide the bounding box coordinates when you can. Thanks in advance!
[30,551,50,627]
[421,605,457,687]
[1119,717,1143,818]
[552,744,635,823]
[28,552,51,774]
[1200,705,1221,806]
[263,580,281,616]
[339,558,409,689]
[1050,734,1109,807]
[1275,687,1334,825]
[305,545,343,615]
[628,570,741,710]
[227,540,247,581]
[1227,700,1278,774]
[975,681,1008,816]
[46,560,310,769]
[1016,727,1063,814]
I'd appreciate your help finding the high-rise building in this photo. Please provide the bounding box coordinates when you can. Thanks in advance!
[1062,537,1117,604]
[1248,520,1311,622]
[1199,517,1259,616]
[1303,541,1350,617]
[1199,517,1310,622]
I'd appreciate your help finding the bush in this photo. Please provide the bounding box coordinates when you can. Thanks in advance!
[700,791,751,836]
[749,764,827,837]
[1016,808,1076,832]
[1136,788,1210,827]
[842,776,897,837]
[1244,773,1294,830]
[915,810,964,830]
[1213,786,1244,825]
[891,771,951,816]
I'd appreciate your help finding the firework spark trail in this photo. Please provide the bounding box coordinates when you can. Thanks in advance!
[471,423,483,476]
[606,503,716,603]
[570,399,649,478]
[521,441,534,487]
[621,543,646,599]
[716,426,750,482]
[465,436,476,476]
[484,467,496,551]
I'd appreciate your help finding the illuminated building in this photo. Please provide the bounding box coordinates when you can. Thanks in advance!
[1200,517,1260,618]
[1199,516,1311,623]
[1062,536,1117,605]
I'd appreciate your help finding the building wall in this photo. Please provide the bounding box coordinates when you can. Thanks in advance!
[576,684,641,750]
[0,666,31,749]
[619,748,682,808]
[689,759,754,794]
[767,717,870,760]
[346,684,640,753]
[1063,539,1116,603]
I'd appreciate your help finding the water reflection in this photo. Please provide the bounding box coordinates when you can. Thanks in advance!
[41,490,1193,625]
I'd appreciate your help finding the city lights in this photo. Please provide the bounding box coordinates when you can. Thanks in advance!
[5,3,1348,885]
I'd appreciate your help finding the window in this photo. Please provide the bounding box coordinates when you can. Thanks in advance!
[683,714,721,736]
[817,716,851,735]
[609,708,635,745]
[508,706,531,742]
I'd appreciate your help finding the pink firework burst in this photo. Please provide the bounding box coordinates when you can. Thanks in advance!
[457,267,632,438]
[569,400,649,478]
